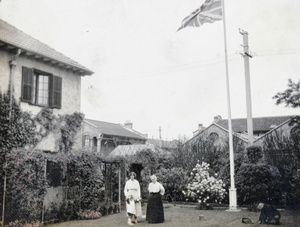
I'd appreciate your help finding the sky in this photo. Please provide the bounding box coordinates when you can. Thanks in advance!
[1,0,300,140]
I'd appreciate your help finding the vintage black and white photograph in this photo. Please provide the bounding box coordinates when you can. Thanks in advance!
[0,0,300,226]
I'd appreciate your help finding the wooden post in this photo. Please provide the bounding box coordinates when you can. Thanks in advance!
[41,159,47,226]
[110,163,113,203]
[1,161,7,227]
[118,163,121,211]
[104,163,107,202]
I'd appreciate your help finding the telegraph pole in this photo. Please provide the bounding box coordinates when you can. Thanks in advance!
[239,29,254,145]
[159,126,162,148]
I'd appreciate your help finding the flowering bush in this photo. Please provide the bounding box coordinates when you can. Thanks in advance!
[77,210,101,220]
[8,220,41,227]
[183,161,226,206]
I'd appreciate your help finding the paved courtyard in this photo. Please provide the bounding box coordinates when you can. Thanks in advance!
[46,204,300,227]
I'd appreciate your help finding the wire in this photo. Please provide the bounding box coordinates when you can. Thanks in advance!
[110,48,300,80]
[251,48,300,57]
[118,54,238,79]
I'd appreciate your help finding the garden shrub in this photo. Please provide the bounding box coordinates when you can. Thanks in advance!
[72,152,105,212]
[236,162,281,205]
[184,161,227,207]
[263,131,300,208]
[236,146,282,206]
[156,167,188,202]
[5,149,48,224]
[247,145,263,163]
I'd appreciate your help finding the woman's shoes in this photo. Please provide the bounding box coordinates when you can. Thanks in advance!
[127,218,134,225]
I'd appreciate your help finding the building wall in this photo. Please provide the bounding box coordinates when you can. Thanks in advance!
[189,120,297,149]
[188,123,249,150]
[191,124,230,147]
[82,122,146,155]
[254,121,295,147]
[0,50,83,151]
[0,50,12,89]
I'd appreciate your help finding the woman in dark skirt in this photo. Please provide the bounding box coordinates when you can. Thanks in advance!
[146,175,165,223]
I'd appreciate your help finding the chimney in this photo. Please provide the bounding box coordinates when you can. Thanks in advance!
[193,124,206,136]
[198,124,205,131]
[214,115,222,123]
[124,120,133,129]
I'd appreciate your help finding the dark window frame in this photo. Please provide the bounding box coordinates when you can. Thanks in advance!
[208,132,219,142]
[291,126,300,139]
[21,66,62,109]
[47,161,63,187]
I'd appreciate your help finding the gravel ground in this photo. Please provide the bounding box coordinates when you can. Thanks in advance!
[45,204,300,227]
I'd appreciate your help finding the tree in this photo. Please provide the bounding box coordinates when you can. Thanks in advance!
[273,79,300,108]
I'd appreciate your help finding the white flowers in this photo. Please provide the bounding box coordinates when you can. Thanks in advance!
[186,161,227,205]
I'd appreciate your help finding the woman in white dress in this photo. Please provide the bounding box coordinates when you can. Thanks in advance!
[124,172,142,225]
[146,175,165,223]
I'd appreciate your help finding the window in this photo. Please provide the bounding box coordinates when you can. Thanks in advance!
[92,137,97,152]
[84,135,90,146]
[21,67,62,108]
[208,132,219,142]
[291,126,300,140]
[33,73,49,106]
[47,161,62,187]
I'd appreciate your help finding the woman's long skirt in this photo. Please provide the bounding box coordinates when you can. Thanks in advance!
[146,193,164,223]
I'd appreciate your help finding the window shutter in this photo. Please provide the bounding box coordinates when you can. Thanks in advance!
[50,76,62,109]
[21,67,33,103]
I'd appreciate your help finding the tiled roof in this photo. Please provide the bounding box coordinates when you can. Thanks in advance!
[216,115,296,133]
[147,138,178,148]
[0,19,93,75]
[109,144,156,157]
[84,119,147,140]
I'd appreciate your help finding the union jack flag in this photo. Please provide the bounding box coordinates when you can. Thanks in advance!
[178,0,222,31]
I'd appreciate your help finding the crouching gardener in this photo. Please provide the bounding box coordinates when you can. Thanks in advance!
[124,172,143,225]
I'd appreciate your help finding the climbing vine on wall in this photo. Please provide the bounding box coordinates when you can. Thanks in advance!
[0,89,38,177]
[5,149,107,224]
[5,149,48,223]
[60,112,84,152]
[35,108,84,152]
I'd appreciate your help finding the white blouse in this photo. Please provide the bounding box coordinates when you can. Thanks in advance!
[148,182,165,195]
[124,179,141,200]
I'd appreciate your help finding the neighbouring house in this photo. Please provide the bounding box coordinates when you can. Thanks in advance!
[0,18,93,151]
[147,138,178,150]
[188,115,300,148]
[0,18,93,215]
[121,121,179,150]
[110,143,156,157]
[82,119,147,156]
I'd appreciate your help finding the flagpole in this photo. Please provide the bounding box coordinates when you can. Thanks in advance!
[221,0,238,211]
